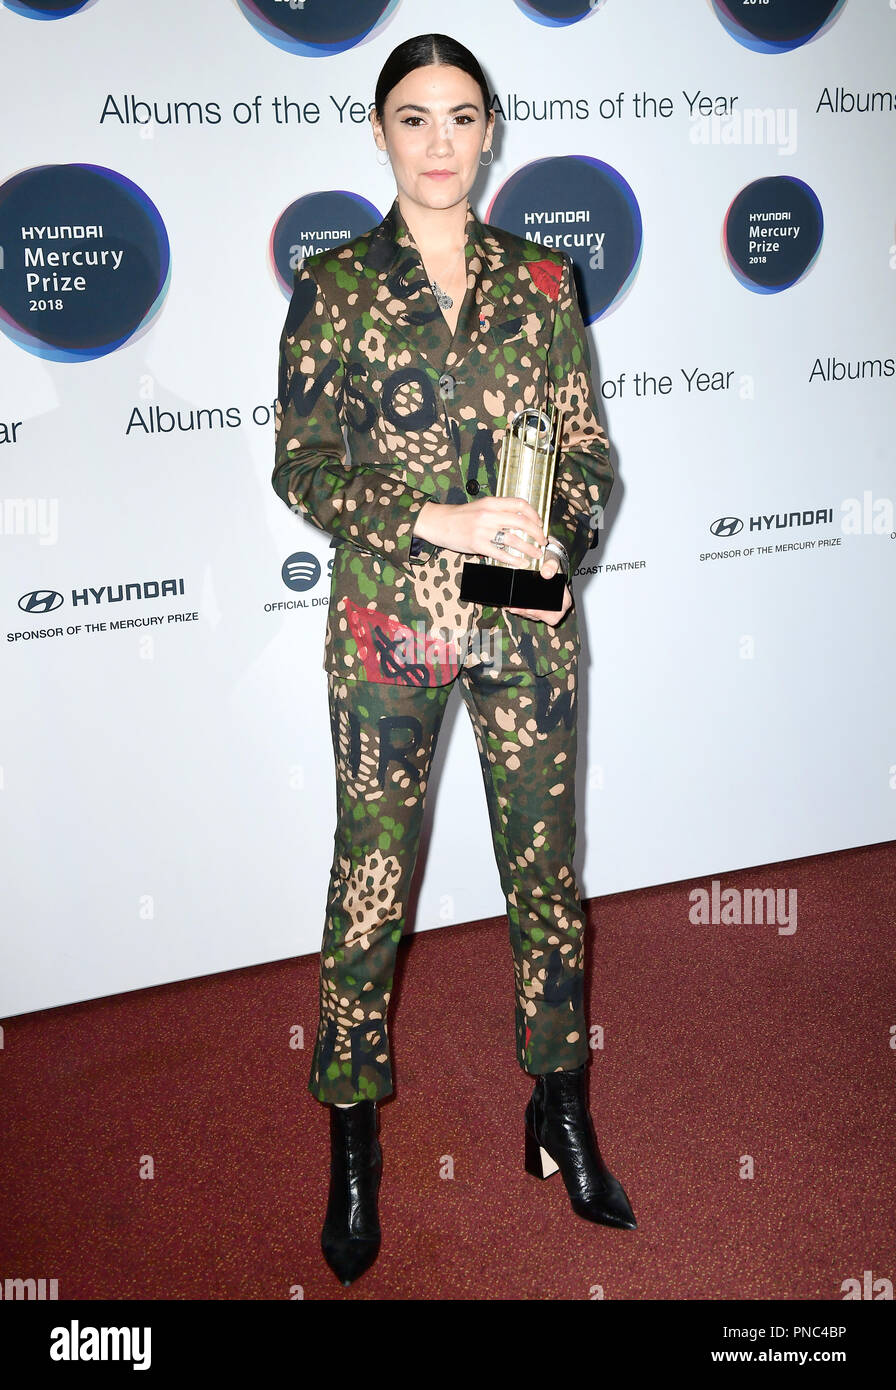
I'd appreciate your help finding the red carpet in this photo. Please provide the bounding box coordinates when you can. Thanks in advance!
[2,841,894,1300]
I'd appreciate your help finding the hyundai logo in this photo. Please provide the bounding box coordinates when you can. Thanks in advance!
[710,517,743,537]
[18,590,64,613]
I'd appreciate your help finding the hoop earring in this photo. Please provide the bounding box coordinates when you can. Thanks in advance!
[480,148,494,167]
[376,149,390,166]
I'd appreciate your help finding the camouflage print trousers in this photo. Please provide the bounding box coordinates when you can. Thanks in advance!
[308,649,593,1103]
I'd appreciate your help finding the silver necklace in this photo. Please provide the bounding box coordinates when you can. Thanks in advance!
[430,246,464,310]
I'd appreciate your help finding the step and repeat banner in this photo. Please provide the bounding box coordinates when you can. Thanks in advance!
[1,0,894,1015]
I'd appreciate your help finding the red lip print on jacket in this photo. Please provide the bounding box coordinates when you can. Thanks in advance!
[528,259,563,302]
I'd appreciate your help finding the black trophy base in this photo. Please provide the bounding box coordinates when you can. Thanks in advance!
[459,561,566,610]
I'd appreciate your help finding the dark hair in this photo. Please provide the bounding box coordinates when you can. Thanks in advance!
[374,33,492,121]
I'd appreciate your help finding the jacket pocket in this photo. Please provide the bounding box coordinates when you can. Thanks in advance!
[491,316,525,344]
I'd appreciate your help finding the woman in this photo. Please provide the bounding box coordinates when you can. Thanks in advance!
[273,33,636,1288]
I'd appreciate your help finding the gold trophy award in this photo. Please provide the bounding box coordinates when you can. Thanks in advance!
[460,404,568,609]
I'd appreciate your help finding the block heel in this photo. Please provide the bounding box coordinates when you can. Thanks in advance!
[524,1116,561,1178]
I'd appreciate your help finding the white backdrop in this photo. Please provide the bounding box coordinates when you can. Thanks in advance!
[1,0,894,1017]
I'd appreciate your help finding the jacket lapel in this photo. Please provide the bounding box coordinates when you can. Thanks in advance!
[446,212,515,371]
[359,198,520,373]
[448,208,544,373]
[361,200,452,365]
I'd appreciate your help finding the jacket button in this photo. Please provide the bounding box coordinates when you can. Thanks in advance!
[465,479,479,496]
[439,372,455,399]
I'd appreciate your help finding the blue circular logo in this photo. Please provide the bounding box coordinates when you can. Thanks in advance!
[236,0,400,55]
[3,0,94,15]
[0,164,170,361]
[513,0,602,24]
[271,190,381,295]
[724,176,823,293]
[282,552,321,592]
[488,156,642,323]
[711,0,846,52]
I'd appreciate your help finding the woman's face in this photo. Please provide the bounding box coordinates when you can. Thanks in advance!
[371,63,494,217]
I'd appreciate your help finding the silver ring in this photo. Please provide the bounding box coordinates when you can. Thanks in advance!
[493,529,507,550]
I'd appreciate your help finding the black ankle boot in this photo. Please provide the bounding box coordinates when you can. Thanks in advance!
[320,1100,382,1286]
[524,1063,637,1230]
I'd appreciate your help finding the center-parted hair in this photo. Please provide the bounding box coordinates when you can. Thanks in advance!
[374,33,493,121]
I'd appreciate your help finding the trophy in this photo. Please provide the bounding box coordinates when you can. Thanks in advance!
[459,403,568,608]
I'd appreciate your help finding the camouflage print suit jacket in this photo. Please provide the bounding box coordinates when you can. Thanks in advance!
[272,198,614,685]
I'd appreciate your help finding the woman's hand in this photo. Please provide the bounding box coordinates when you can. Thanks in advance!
[413,500,572,627]
[413,497,547,565]
[505,552,573,626]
